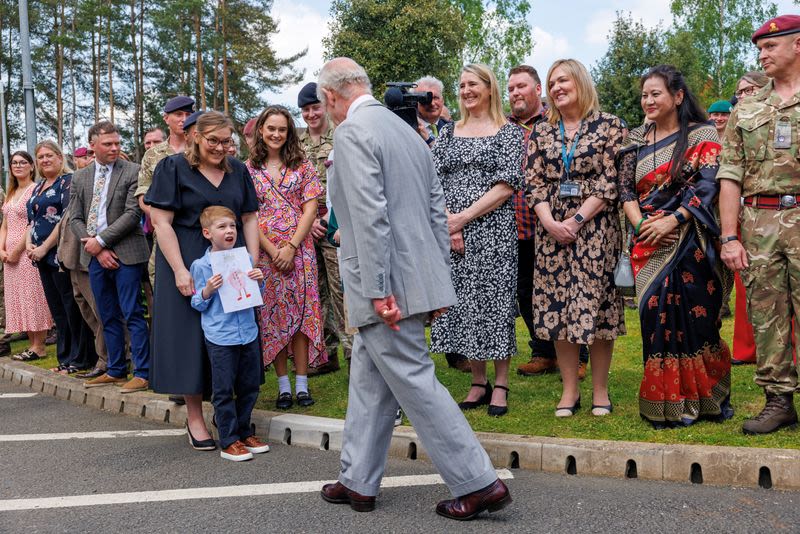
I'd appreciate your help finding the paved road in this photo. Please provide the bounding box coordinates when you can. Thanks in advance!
[0,379,797,533]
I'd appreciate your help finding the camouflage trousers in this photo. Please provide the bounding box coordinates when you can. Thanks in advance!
[316,240,352,360]
[740,206,800,394]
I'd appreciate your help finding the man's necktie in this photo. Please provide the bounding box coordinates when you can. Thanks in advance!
[86,164,109,236]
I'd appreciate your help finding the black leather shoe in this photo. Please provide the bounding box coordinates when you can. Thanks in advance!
[169,395,186,405]
[321,482,376,512]
[75,367,105,379]
[436,479,511,520]
[186,423,216,451]
[458,382,492,410]
[487,385,509,417]
[296,391,315,407]
[276,392,293,410]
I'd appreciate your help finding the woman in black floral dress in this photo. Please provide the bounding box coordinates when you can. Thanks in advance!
[430,63,524,417]
[525,59,625,418]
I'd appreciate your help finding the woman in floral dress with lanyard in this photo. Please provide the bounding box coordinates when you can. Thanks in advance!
[246,106,327,410]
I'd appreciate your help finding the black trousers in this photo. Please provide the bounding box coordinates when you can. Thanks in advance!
[37,263,95,368]
[518,239,588,363]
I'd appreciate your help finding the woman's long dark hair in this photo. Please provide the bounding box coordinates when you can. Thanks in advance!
[248,106,305,170]
[641,65,707,184]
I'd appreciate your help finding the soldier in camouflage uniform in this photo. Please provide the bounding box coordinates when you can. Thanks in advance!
[135,96,195,287]
[718,14,800,434]
[298,82,351,375]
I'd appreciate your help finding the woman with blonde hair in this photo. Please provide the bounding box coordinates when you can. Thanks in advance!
[147,111,260,451]
[430,63,525,417]
[26,141,88,373]
[526,59,626,417]
[1,151,52,361]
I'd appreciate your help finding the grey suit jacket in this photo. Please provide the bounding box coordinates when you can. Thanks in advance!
[329,99,457,328]
[69,159,150,267]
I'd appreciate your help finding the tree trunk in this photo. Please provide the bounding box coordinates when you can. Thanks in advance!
[717,0,724,96]
[138,0,145,140]
[130,0,140,158]
[69,1,77,153]
[55,5,63,145]
[92,17,99,121]
[107,1,114,123]
[221,0,228,115]
[194,11,206,109]
[212,2,219,109]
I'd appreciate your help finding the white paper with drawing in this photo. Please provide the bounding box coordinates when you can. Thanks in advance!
[209,247,263,313]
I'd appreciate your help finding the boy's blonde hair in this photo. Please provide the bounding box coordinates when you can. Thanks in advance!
[199,205,236,229]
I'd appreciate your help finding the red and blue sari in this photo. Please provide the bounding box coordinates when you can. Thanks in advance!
[619,123,733,428]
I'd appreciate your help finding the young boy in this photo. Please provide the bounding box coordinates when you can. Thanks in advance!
[191,206,269,462]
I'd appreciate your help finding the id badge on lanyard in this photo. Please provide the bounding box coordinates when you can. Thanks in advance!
[558,120,582,199]
[774,117,792,149]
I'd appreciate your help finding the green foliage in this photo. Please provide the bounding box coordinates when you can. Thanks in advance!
[323,0,467,103]
[670,0,777,100]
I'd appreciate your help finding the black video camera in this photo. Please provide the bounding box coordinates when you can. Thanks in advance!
[383,82,433,128]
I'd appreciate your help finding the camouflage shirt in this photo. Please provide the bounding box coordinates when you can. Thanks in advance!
[717,80,800,196]
[299,123,334,215]
[135,139,177,198]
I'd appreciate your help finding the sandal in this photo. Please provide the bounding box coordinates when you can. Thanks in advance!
[12,350,41,362]
[458,382,493,410]
[487,385,509,417]
[50,364,71,375]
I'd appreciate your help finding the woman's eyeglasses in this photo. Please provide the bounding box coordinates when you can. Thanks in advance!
[201,135,235,148]
[735,86,758,98]
[10,160,30,166]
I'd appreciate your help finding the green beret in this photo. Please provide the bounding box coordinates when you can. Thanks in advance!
[708,100,732,114]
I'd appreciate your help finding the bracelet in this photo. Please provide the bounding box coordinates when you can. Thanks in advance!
[634,217,645,236]
[286,241,298,250]
[673,210,687,224]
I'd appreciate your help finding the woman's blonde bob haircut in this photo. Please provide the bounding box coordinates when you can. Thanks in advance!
[457,63,506,128]
[34,140,72,179]
[184,111,234,172]
[545,59,600,125]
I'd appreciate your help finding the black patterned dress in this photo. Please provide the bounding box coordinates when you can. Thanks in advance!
[525,111,626,345]
[429,122,524,361]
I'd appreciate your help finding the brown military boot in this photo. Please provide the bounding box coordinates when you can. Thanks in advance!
[742,393,798,435]
[517,356,557,376]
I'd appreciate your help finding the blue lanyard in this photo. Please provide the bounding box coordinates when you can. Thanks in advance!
[559,120,582,181]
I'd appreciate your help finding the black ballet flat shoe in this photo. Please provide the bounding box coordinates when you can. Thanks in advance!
[296,391,315,407]
[458,382,493,410]
[276,392,293,410]
[186,422,216,451]
[555,396,581,418]
[487,385,509,417]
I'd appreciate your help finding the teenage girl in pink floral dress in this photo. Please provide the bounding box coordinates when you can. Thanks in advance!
[0,151,53,360]
[246,106,327,410]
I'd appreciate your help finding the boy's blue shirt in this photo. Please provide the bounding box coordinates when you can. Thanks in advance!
[190,247,260,347]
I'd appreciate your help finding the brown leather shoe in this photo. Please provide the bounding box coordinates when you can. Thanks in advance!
[120,377,149,394]
[517,356,556,376]
[84,373,127,388]
[307,354,340,376]
[577,362,587,380]
[453,358,472,373]
[436,479,511,521]
[320,482,376,512]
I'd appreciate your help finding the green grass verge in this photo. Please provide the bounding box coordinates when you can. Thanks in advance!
[13,291,798,449]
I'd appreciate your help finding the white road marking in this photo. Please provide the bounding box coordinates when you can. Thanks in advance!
[0,469,514,511]
[0,429,186,442]
[0,393,38,398]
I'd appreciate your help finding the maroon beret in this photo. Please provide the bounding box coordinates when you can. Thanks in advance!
[243,118,257,136]
[73,147,88,157]
[752,14,800,43]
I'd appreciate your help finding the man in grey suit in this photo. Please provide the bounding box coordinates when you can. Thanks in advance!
[70,121,151,393]
[317,58,511,521]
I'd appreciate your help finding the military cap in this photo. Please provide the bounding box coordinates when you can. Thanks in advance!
[752,14,800,43]
[73,146,89,157]
[297,82,320,108]
[243,118,257,137]
[183,110,204,132]
[163,96,195,114]
[708,100,732,114]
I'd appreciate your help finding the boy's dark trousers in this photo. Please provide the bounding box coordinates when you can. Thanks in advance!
[206,338,261,449]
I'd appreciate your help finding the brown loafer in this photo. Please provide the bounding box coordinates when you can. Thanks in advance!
[320,481,376,512]
[436,479,511,521]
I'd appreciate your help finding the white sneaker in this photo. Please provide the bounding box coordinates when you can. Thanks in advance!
[394,408,403,427]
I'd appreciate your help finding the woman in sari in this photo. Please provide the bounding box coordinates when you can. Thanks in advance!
[619,65,733,429]
[246,106,327,410]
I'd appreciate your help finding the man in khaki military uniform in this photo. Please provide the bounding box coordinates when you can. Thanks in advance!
[718,14,800,434]
[298,82,351,375]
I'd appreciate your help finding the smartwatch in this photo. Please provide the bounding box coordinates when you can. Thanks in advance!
[673,211,687,224]
[720,235,739,244]
[573,212,585,224]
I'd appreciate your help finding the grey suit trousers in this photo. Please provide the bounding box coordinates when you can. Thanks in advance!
[339,314,497,498]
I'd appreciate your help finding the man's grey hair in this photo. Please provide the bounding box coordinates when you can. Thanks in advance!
[317,58,372,103]
[414,76,444,94]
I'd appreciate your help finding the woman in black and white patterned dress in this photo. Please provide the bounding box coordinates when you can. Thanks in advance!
[430,63,524,417]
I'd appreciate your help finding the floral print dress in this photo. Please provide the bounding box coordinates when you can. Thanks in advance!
[247,159,327,367]
[525,111,626,345]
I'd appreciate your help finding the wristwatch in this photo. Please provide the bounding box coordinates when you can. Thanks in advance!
[720,235,739,244]
[573,212,585,224]
[673,211,687,224]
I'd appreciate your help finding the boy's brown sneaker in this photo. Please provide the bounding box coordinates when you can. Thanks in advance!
[220,441,254,462]
[120,377,149,394]
[84,373,127,388]
[242,436,270,454]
